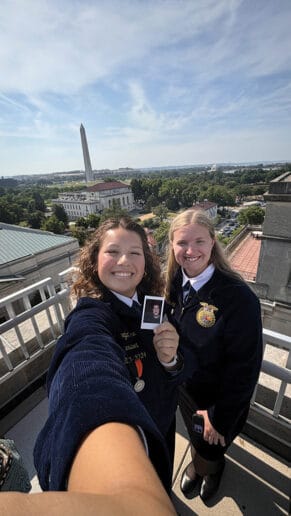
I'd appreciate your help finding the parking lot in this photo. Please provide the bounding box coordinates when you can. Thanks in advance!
[217,218,240,237]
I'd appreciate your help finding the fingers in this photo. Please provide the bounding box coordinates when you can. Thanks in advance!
[154,321,177,334]
[154,324,179,345]
[219,435,226,447]
[196,410,226,447]
[153,329,178,346]
[153,339,178,358]
[153,339,177,363]
[153,322,179,363]
[153,331,179,353]
[205,432,225,447]
[154,343,177,362]
[213,434,219,446]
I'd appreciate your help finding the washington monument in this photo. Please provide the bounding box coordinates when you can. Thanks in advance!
[80,124,94,182]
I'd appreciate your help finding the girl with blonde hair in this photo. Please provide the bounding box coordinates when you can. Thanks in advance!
[165,209,262,503]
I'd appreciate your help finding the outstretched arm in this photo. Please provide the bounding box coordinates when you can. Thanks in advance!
[0,422,176,516]
[68,422,176,514]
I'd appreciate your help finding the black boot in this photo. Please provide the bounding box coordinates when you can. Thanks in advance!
[180,461,201,499]
[199,458,225,502]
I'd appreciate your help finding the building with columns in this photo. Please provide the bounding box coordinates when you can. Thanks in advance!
[54,181,135,220]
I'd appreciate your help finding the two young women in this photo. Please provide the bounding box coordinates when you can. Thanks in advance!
[34,210,262,504]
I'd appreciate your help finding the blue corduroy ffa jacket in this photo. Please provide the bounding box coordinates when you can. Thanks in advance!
[170,268,263,444]
[34,294,178,493]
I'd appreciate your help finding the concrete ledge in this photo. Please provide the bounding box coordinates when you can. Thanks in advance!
[0,344,55,414]
[244,408,291,462]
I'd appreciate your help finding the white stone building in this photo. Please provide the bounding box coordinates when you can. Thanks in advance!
[54,181,135,220]
[192,201,218,219]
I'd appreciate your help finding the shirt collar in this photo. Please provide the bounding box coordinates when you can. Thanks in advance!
[110,290,139,307]
[182,263,215,290]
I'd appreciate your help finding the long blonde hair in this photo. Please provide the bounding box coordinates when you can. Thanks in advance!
[165,209,243,301]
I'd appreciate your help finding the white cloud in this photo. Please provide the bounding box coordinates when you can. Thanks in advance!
[0,0,244,94]
[0,0,291,175]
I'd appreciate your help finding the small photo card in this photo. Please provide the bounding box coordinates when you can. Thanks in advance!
[141,295,165,330]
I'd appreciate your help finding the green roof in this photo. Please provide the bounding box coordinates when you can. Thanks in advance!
[0,223,78,265]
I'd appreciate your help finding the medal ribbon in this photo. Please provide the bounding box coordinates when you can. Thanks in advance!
[135,358,143,378]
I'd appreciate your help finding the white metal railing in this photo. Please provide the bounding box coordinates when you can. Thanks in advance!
[0,277,72,383]
[0,276,290,429]
[251,328,291,424]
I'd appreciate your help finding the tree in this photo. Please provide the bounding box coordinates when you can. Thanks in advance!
[152,204,168,223]
[145,194,159,211]
[131,178,146,203]
[235,185,252,200]
[165,197,180,210]
[75,217,89,228]
[32,191,46,212]
[180,185,198,207]
[0,201,17,223]
[238,206,265,225]
[204,185,236,207]
[52,204,69,226]
[27,211,45,229]
[87,213,101,228]
[41,215,65,234]
[154,221,170,248]
[252,185,266,196]
[100,200,128,223]
[71,226,88,246]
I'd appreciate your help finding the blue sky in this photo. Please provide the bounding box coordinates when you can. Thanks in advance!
[1,0,291,176]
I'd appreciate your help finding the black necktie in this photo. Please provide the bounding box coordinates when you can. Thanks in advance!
[132,300,142,317]
[183,281,194,304]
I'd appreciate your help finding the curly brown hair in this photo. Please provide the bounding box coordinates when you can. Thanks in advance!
[72,216,164,299]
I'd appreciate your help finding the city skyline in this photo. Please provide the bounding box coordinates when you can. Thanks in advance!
[1,0,291,177]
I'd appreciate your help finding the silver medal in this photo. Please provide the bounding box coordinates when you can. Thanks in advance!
[134,379,145,392]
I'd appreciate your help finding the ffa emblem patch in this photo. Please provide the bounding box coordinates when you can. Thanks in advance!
[196,302,218,328]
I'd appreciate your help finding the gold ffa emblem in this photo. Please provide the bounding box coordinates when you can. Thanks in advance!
[196,302,218,328]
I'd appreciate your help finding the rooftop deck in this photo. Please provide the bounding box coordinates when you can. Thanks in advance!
[0,270,290,514]
[229,231,262,282]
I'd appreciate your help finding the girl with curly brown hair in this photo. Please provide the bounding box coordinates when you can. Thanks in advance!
[34,216,182,495]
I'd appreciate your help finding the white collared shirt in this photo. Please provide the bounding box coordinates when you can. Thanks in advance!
[182,263,215,292]
[110,290,140,307]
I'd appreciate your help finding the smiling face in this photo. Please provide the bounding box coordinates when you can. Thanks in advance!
[172,223,215,278]
[97,227,145,297]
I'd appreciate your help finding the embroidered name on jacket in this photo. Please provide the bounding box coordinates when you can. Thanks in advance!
[120,331,136,341]
[125,343,139,351]
[119,331,147,364]
[125,351,146,364]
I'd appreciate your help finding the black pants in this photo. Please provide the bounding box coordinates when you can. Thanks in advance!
[178,385,228,464]
[165,417,176,471]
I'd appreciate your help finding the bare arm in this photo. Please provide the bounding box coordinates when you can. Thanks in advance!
[0,423,176,516]
[68,422,176,514]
